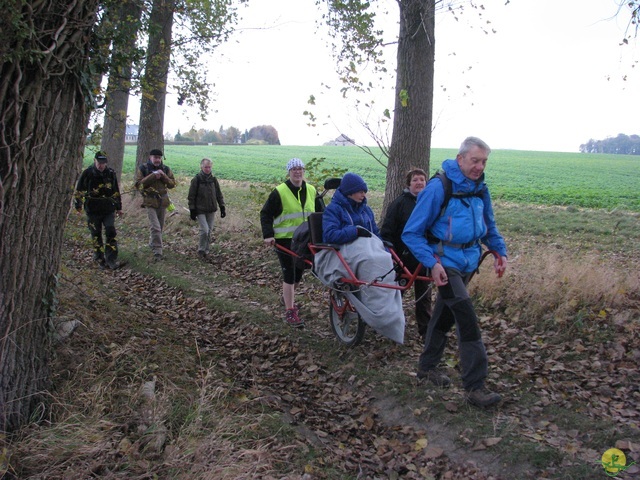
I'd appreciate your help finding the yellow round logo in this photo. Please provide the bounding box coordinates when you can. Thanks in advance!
[602,448,626,474]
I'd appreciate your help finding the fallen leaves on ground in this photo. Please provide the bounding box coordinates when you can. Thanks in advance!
[35,214,640,479]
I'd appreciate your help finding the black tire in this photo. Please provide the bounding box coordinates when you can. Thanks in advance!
[329,290,366,347]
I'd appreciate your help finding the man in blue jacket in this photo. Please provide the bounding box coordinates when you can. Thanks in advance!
[402,137,508,408]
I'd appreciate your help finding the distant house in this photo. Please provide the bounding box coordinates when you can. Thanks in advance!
[125,124,139,143]
[324,134,355,146]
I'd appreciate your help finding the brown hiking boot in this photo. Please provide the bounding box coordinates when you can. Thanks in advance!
[467,386,501,408]
[417,368,451,388]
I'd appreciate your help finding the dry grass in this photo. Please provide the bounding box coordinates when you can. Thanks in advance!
[2,233,295,479]
[7,336,293,479]
[471,248,640,324]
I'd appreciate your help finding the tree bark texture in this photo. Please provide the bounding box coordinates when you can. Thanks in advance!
[0,0,97,431]
[136,0,175,168]
[384,0,435,214]
[102,82,131,181]
[101,0,144,181]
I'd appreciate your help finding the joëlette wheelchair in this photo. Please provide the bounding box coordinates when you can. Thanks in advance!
[275,178,499,347]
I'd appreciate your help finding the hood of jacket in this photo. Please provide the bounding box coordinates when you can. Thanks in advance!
[441,158,486,194]
[332,188,368,212]
[401,187,417,199]
[197,171,214,182]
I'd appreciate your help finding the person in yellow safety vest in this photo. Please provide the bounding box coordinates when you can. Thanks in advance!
[260,158,324,328]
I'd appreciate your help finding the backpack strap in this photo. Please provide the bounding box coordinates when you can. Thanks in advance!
[194,172,201,203]
[426,170,486,253]
[432,170,486,217]
[140,163,170,176]
[432,171,452,217]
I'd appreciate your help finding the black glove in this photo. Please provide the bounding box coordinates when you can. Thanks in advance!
[220,206,226,218]
[190,209,197,221]
[356,226,372,238]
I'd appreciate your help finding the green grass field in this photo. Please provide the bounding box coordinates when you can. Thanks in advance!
[87,145,640,211]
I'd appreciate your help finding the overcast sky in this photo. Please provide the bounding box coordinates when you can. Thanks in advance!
[146,0,639,152]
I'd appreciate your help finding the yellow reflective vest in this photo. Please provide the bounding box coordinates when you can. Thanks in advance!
[273,182,317,239]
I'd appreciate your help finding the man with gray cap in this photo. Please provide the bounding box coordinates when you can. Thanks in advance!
[74,151,123,269]
[135,148,176,260]
[260,158,324,328]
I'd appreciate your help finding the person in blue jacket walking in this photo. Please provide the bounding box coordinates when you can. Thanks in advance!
[322,172,380,244]
[402,136,508,408]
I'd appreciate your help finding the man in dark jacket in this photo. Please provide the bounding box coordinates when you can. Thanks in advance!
[75,151,123,269]
[187,158,226,258]
[381,168,431,338]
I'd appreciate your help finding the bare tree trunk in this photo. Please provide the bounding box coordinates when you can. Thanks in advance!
[384,0,435,215]
[101,0,143,181]
[102,85,131,180]
[0,0,97,431]
[136,0,175,168]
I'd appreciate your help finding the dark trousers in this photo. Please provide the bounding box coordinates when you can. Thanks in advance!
[87,212,118,263]
[414,279,432,337]
[402,254,432,336]
[417,269,487,391]
[275,238,305,285]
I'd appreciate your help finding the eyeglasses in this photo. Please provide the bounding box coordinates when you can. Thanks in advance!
[290,167,305,172]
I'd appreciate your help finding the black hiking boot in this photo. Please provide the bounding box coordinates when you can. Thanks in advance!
[417,368,451,388]
[93,252,105,268]
[105,260,124,270]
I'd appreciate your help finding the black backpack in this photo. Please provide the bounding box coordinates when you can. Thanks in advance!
[431,171,486,217]
[290,221,312,270]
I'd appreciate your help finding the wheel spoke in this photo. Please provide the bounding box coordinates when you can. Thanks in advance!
[330,291,365,347]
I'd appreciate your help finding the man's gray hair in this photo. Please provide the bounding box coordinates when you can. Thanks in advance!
[458,136,491,156]
[200,157,212,166]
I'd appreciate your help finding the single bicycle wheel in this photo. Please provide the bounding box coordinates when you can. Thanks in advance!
[329,290,366,347]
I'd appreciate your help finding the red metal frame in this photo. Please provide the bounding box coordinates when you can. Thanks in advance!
[275,241,500,290]
[275,242,432,291]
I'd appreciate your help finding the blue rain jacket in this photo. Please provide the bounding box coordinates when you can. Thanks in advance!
[323,188,380,244]
[402,159,507,273]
